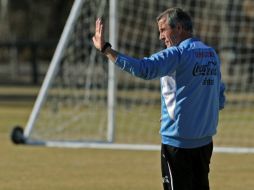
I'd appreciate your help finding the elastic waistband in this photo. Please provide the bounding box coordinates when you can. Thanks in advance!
[161,135,212,149]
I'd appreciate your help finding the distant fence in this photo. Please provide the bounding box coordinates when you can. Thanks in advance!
[0,40,56,85]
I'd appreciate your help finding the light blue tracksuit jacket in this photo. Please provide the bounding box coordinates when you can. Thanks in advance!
[114,38,226,148]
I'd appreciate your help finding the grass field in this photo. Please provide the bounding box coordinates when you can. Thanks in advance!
[1,87,254,190]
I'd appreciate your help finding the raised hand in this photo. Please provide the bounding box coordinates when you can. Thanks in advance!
[92,18,105,51]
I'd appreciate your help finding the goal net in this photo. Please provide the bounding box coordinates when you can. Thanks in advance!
[14,0,254,152]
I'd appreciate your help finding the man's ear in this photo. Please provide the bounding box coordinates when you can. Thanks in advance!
[176,23,183,33]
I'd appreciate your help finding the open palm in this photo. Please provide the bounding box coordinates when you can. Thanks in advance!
[92,18,105,51]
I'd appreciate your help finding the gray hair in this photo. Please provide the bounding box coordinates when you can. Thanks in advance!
[157,7,193,33]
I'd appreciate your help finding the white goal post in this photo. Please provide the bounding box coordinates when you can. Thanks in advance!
[11,0,254,153]
[23,0,85,139]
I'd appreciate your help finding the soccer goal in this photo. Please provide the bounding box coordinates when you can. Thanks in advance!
[11,0,254,153]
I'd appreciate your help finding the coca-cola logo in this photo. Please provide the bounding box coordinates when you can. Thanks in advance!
[192,61,217,76]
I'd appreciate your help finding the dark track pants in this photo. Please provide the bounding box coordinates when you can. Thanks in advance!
[161,142,213,190]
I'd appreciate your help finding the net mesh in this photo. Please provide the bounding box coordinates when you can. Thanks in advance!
[29,0,254,148]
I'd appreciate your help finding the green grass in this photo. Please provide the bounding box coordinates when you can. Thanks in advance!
[1,135,161,190]
[1,88,254,190]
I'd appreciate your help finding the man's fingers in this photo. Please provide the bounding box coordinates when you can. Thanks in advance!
[95,18,100,33]
[98,18,103,35]
[99,24,104,35]
[92,36,96,43]
[93,18,105,50]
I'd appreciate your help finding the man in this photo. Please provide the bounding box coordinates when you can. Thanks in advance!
[92,7,225,190]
